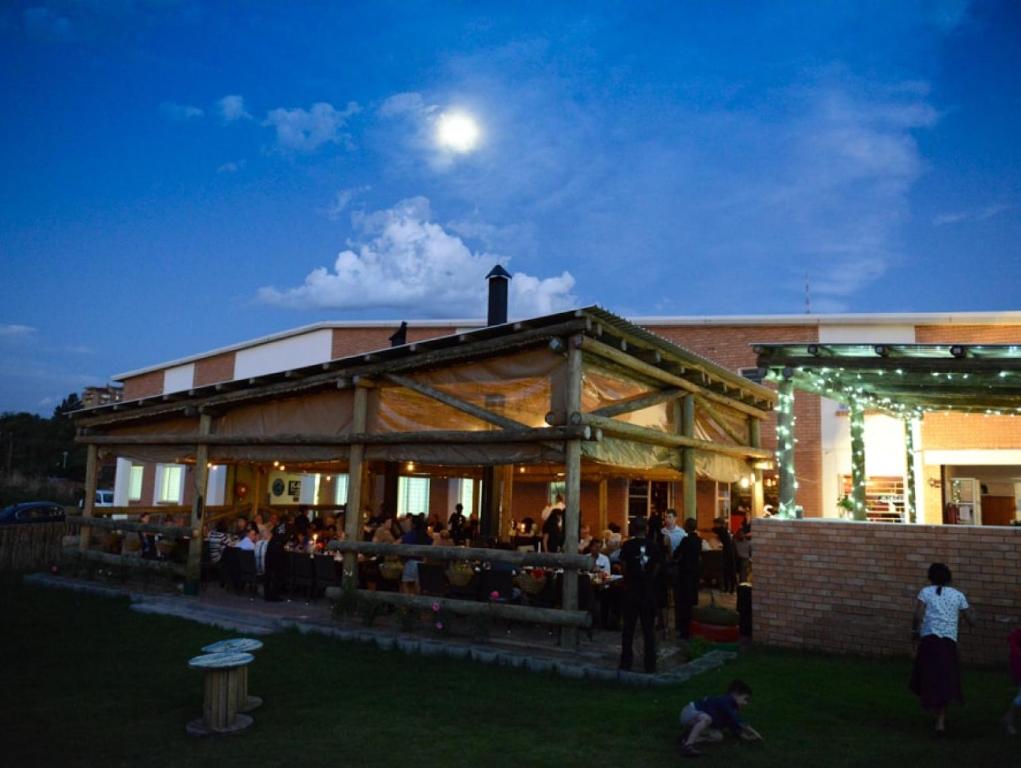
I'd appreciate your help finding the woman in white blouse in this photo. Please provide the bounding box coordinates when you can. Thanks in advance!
[909,562,976,736]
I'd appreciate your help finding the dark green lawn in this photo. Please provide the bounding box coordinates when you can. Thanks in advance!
[0,575,1014,768]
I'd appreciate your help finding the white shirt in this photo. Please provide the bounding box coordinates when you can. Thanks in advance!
[237,537,256,551]
[918,585,970,642]
[592,553,611,576]
[541,501,565,522]
[662,524,686,553]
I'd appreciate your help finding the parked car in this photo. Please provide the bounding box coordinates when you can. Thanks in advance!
[0,501,67,525]
[78,490,114,508]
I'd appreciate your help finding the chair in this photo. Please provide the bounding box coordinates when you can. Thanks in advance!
[236,550,259,594]
[220,547,240,591]
[314,555,342,596]
[418,562,449,597]
[291,552,316,599]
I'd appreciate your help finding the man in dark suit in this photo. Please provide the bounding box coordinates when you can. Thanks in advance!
[619,517,662,673]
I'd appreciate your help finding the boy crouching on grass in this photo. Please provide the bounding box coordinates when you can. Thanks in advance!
[678,679,763,758]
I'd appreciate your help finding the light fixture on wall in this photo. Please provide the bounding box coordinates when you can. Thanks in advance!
[406,461,416,472]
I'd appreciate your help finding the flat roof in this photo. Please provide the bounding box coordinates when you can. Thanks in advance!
[112,309,1021,381]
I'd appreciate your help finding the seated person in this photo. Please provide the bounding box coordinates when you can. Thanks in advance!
[588,538,612,577]
[237,528,257,551]
[204,521,228,563]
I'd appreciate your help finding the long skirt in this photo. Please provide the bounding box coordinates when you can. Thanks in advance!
[909,635,963,711]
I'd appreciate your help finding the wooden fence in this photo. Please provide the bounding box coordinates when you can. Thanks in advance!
[0,520,68,572]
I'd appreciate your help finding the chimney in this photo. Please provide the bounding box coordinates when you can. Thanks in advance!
[486,264,511,326]
[389,321,408,347]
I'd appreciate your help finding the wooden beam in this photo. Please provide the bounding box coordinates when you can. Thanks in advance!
[185,412,211,594]
[65,516,192,538]
[343,383,369,591]
[589,387,684,418]
[680,396,696,521]
[65,547,186,577]
[597,477,608,534]
[339,590,591,629]
[579,336,772,419]
[580,414,771,460]
[78,426,593,447]
[693,395,751,446]
[384,372,529,431]
[79,444,98,552]
[562,336,583,648]
[326,539,592,570]
[748,417,764,518]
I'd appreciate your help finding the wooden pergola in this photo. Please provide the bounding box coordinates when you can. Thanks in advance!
[755,342,1021,522]
[73,307,775,642]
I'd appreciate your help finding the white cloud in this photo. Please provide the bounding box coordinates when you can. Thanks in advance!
[217,94,251,122]
[932,203,1012,226]
[0,323,36,337]
[216,159,246,174]
[258,197,576,318]
[263,101,360,152]
[319,187,369,220]
[160,101,204,121]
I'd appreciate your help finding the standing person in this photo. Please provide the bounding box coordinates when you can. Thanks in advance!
[263,516,288,602]
[712,516,737,593]
[448,503,467,545]
[542,503,565,553]
[733,529,751,584]
[909,562,976,735]
[674,518,701,640]
[619,517,662,673]
[541,493,566,523]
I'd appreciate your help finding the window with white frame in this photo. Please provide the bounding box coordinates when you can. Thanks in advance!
[397,476,431,516]
[129,465,144,502]
[334,474,350,506]
[155,464,185,504]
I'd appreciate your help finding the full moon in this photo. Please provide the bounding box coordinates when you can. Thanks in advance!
[436,111,480,153]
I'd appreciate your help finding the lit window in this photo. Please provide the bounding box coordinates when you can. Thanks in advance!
[397,476,430,516]
[456,478,474,513]
[129,465,143,502]
[156,464,185,504]
[334,474,350,505]
[548,480,566,504]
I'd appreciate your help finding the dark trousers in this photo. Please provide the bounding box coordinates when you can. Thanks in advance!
[675,574,698,639]
[722,551,737,593]
[620,596,656,673]
[264,546,284,600]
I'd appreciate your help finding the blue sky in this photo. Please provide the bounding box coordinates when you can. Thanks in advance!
[1,0,1019,413]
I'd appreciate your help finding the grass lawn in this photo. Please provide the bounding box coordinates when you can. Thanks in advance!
[1,575,1015,768]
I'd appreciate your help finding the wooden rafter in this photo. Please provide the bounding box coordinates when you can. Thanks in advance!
[589,387,684,418]
[384,372,529,431]
[693,395,750,446]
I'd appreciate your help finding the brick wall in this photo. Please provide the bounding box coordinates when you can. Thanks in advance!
[193,351,236,387]
[330,326,459,360]
[122,370,164,400]
[922,412,1021,450]
[915,324,1021,344]
[753,518,1021,663]
[647,324,823,517]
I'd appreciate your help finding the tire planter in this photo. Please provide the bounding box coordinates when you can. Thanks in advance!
[690,620,740,643]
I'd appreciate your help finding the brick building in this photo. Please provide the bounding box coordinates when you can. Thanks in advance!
[106,311,1021,530]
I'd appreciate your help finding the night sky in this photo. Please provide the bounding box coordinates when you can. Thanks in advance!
[2,1,1019,413]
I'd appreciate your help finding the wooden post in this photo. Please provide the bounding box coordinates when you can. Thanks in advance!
[679,395,697,522]
[184,413,211,595]
[597,477,608,533]
[748,417,764,518]
[561,337,583,647]
[777,378,797,517]
[343,383,369,591]
[904,417,917,524]
[79,443,99,552]
[499,465,515,538]
[849,400,867,521]
[251,463,262,522]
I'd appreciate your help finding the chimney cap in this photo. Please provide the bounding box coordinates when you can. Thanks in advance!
[486,264,512,280]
